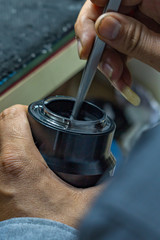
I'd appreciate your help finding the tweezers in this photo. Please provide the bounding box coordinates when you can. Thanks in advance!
[71,0,122,119]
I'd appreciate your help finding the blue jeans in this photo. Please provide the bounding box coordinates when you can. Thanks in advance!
[0,217,78,240]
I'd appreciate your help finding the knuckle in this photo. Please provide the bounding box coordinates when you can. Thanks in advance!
[124,22,143,56]
[74,21,78,35]
[74,14,85,35]
[91,0,97,4]
[0,144,25,177]
[91,0,106,6]
[0,141,28,177]
[0,105,22,121]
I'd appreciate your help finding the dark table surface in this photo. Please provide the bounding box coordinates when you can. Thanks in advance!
[0,0,84,93]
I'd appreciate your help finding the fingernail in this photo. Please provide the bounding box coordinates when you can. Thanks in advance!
[77,39,83,58]
[120,86,141,106]
[97,16,121,40]
[101,63,113,79]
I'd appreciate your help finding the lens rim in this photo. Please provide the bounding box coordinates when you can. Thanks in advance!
[28,96,115,135]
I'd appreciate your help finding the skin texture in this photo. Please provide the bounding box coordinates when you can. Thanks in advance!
[1,1,160,229]
[75,0,160,90]
[0,105,102,228]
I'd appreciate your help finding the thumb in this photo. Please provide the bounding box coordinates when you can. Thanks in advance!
[0,105,47,176]
[95,12,160,72]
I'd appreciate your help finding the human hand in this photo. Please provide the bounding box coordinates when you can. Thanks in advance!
[75,0,160,105]
[0,105,101,228]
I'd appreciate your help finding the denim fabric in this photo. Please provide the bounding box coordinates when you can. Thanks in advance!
[79,124,160,240]
[0,218,78,240]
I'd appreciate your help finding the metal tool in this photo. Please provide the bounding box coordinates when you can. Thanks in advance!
[71,0,122,119]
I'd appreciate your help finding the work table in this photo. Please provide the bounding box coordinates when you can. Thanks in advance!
[0,0,85,111]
